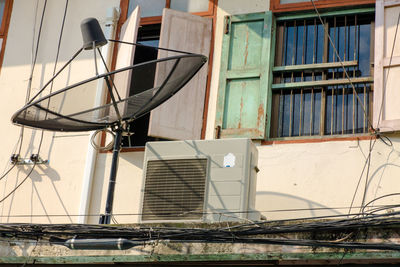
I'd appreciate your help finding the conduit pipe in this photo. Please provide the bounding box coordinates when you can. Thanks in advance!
[78,7,119,224]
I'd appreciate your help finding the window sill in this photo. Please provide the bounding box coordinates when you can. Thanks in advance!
[262,134,375,145]
[98,135,375,153]
[99,147,145,153]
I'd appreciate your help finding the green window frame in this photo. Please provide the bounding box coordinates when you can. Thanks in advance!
[216,7,374,140]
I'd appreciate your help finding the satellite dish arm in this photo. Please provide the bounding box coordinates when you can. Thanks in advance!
[27,47,84,105]
[104,76,123,122]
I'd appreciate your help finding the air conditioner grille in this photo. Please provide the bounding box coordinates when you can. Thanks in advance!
[142,158,208,221]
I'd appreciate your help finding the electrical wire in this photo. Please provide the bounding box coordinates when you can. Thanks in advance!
[0,0,47,190]
[0,0,69,206]
[0,208,397,226]
[0,164,15,182]
[0,163,36,204]
[360,137,376,214]
[308,0,391,221]
[0,213,400,251]
[90,129,115,151]
[17,0,48,155]
[35,0,68,154]
[0,204,397,219]
[307,1,397,218]
[0,0,48,206]
[362,193,400,214]
[310,0,374,133]
[347,137,377,215]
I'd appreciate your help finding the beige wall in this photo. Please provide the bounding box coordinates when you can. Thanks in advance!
[0,0,119,223]
[205,0,400,221]
[256,137,400,219]
[89,151,145,224]
[1,0,400,225]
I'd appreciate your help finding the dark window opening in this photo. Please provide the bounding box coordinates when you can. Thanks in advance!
[122,24,167,147]
[270,14,374,138]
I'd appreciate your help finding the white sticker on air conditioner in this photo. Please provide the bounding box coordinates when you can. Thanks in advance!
[223,153,235,167]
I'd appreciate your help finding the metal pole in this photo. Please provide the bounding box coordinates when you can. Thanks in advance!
[100,128,122,224]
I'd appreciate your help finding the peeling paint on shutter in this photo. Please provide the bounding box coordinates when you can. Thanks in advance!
[215,11,274,139]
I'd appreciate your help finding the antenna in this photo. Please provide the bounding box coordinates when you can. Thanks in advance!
[11,18,207,225]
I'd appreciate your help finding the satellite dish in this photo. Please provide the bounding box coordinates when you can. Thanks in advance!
[11,18,207,224]
[12,22,207,132]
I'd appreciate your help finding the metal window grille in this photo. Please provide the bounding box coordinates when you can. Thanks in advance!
[271,14,374,138]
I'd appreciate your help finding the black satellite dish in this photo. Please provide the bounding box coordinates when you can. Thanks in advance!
[11,18,207,224]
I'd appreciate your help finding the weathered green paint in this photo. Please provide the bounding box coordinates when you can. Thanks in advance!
[271,77,373,90]
[226,69,260,79]
[215,11,273,139]
[276,7,375,21]
[230,12,265,23]
[265,16,276,139]
[273,60,358,72]
[3,251,400,264]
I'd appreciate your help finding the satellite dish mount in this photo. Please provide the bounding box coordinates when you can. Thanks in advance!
[11,18,207,224]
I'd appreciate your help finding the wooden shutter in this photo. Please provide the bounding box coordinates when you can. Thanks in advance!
[148,8,212,140]
[113,6,140,116]
[374,0,400,132]
[215,11,274,139]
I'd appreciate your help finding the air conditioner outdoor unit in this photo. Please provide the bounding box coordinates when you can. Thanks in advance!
[140,138,259,223]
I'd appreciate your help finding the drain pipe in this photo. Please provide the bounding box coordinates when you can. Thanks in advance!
[78,7,119,224]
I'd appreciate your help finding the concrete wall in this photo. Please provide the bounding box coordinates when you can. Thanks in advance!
[1,0,400,225]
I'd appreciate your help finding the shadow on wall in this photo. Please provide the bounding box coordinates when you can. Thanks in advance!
[1,164,73,224]
[256,191,343,220]
[86,151,145,224]
[4,0,112,68]
[359,142,400,214]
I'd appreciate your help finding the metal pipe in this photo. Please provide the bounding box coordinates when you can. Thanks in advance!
[100,127,123,224]
[79,7,118,224]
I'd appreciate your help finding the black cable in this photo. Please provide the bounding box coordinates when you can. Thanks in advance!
[360,137,376,214]
[17,0,48,155]
[379,133,393,147]
[0,163,36,204]
[0,0,48,189]
[347,137,377,215]
[1,212,400,238]
[2,215,400,252]
[0,206,392,219]
[25,0,47,103]
[365,205,400,215]
[309,0,373,131]
[0,164,15,182]
[2,236,400,252]
[36,0,68,151]
[0,0,68,206]
[362,193,400,214]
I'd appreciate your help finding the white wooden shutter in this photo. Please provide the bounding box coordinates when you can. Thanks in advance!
[374,0,400,132]
[148,8,212,140]
[113,6,140,116]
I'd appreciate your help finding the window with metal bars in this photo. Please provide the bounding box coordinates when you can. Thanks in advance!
[270,13,374,138]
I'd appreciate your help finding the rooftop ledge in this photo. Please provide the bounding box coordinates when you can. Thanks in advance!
[1,217,400,264]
